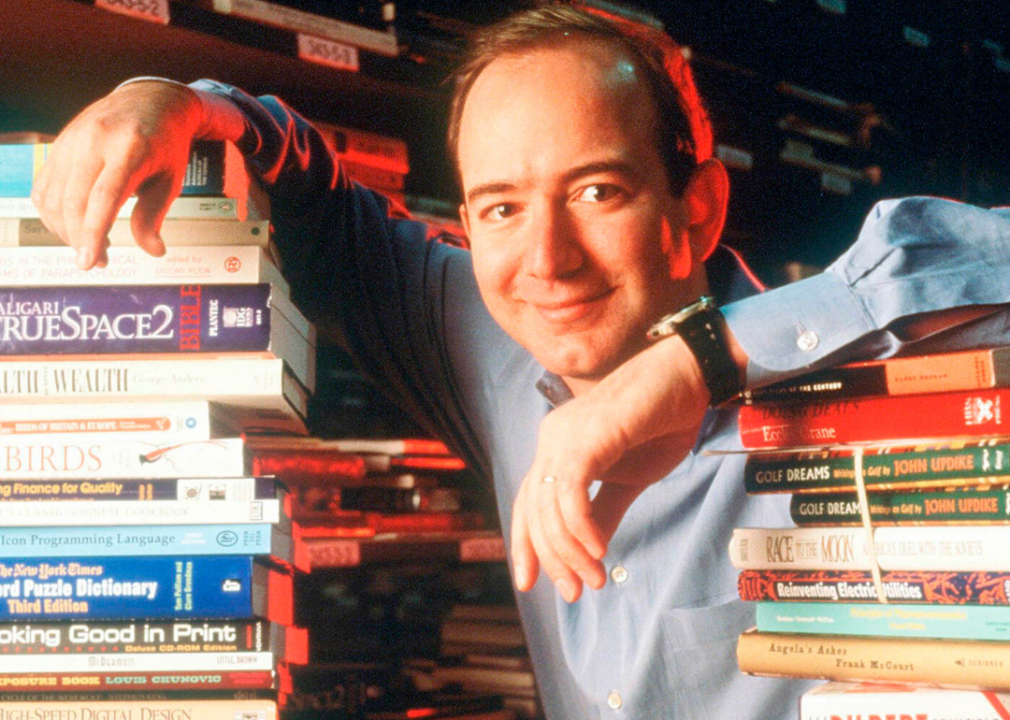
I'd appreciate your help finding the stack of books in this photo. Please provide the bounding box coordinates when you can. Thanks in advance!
[0,135,315,717]
[726,345,1010,718]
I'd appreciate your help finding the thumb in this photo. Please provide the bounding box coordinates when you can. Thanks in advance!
[590,483,648,549]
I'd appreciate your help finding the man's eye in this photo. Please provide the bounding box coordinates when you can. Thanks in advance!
[484,203,519,220]
[574,184,621,203]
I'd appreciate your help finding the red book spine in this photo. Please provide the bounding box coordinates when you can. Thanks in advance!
[737,388,1006,449]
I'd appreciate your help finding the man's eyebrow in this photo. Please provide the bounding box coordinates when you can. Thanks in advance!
[465,160,641,206]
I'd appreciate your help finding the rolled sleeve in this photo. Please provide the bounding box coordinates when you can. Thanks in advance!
[723,197,1010,388]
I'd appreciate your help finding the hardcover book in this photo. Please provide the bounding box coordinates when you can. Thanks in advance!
[0,400,212,442]
[743,345,1010,403]
[0,475,279,502]
[0,698,277,717]
[0,437,247,480]
[800,681,1010,720]
[789,487,1010,525]
[0,556,293,623]
[756,600,1010,640]
[0,495,286,527]
[737,388,1007,449]
[743,438,1010,494]
[729,525,1010,571]
[737,629,1010,689]
[0,669,279,692]
[737,568,1010,604]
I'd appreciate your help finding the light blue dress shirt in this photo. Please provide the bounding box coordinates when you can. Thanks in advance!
[193,79,1010,720]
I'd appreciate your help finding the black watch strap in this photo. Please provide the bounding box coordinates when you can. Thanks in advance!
[647,297,743,406]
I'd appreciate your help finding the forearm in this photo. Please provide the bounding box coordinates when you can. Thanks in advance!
[723,197,1010,388]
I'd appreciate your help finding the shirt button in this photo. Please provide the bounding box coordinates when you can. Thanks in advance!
[607,690,623,709]
[796,330,819,352]
[610,565,629,584]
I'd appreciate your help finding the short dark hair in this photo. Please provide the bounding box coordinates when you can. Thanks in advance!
[447,3,713,196]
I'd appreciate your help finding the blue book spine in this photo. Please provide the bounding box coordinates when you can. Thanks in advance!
[756,601,1010,641]
[0,141,231,198]
[0,556,258,620]
[0,524,287,559]
[0,284,272,355]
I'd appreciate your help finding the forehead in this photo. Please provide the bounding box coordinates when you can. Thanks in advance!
[456,40,660,190]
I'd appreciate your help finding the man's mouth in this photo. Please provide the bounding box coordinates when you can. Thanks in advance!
[529,289,614,325]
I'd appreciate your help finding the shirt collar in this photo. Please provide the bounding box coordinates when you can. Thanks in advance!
[534,244,764,407]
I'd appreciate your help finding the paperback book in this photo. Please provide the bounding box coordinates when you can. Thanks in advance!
[0,218,270,248]
[0,496,286,527]
[0,399,212,442]
[0,697,277,716]
[0,669,280,692]
[0,475,280,502]
[0,556,292,622]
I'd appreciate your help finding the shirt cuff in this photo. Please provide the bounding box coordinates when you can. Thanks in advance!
[722,271,874,388]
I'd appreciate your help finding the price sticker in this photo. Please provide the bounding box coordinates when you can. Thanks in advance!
[298,34,360,73]
[96,0,170,25]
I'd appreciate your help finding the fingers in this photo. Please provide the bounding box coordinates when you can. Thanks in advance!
[511,473,608,602]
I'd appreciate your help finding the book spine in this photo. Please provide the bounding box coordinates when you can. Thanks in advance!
[737,629,1010,689]
[0,556,265,621]
[0,219,270,249]
[730,525,1010,571]
[0,399,211,442]
[0,141,243,198]
[738,569,1010,604]
[211,0,399,56]
[0,523,288,560]
[0,357,286,403]
[791,488,1010,525]
[0,670,277,692]
[0,284,272,355]
[800,683,1010,720]
[0,476,278,502]
[745,441,1010,493]
[0,619,273,654]
[0,196,243,220]
[738,388,1008,449]
[756,601,1010,641]
[0,699,277,717]
[0,650,275,673]
[0,498,282,526]
[744,347,1009,403]
[0,438,246,480]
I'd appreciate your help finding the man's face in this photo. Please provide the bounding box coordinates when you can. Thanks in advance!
[457,40,701,386]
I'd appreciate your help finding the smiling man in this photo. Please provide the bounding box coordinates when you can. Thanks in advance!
[32,4,1010,719]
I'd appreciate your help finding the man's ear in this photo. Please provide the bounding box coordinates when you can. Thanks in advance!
[459,203,471,241]
[682,158,729,263]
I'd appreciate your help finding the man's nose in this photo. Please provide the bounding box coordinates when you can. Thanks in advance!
[523,202,584,279]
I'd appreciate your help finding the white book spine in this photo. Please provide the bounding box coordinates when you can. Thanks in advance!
[0,400,210,442]
[0,196,243,220]
[0,700,276,718]
[0,438,246,480]
[0,499,281,526]
[212,0,398,56]
[0,245,280,285]
[0,651,274,673]
[801,681,1010,719]
[0,357,286,403]
[0,219,270,249]
[730,525,1010,571]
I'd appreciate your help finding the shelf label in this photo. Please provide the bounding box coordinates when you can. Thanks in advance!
[816,0,846,15]
[821,171,853,196]
[298,34,361,72]
[903,27,931,49]
[716,145,754,171]
[307,539,361,568]
[459,535,506,562]
[95,0,170,25]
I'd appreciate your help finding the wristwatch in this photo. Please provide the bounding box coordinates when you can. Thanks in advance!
[646,296,743,406]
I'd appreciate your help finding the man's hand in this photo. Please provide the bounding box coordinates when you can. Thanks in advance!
[31,81,205,270]
[511,334,724,602]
